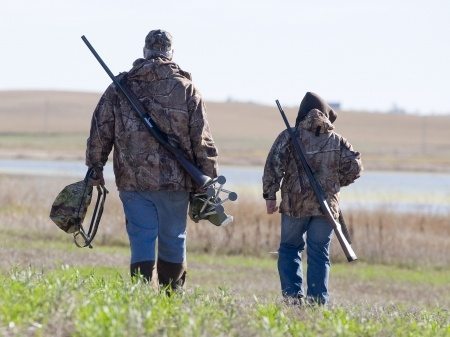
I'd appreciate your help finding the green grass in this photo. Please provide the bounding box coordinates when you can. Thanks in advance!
[190,252,276,270]
[332,263,450,286]
[254,303,449,337]
[0,210,449,336]
[1,224,449,336]
[0,267,448,337]
[0,267,244,337]
[1,227,448,288]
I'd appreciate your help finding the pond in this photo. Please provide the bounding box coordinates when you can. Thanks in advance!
[1,159,449,214]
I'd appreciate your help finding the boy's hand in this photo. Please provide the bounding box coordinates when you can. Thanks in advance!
[266,199,278,214]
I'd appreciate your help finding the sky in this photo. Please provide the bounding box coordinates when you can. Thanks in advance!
[1,0,449,114]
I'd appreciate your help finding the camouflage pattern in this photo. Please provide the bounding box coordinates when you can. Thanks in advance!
[49,180,93,233]
[145,30,173,54]
[262,108,362,219]
[86,57,218,192]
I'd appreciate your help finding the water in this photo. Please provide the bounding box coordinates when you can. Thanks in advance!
[0,159,449,214]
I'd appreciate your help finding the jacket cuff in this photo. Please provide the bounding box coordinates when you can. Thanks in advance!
[263,193,276,200]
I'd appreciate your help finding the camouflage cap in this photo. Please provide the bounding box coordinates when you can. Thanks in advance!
[49,180,93,234]
[144,29,173,59]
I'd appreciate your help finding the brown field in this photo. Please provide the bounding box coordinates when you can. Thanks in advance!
[1,90,450,170]
[1,174,448,269]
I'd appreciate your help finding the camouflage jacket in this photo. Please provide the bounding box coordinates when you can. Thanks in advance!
[262,109,362,218]
[86,57,218,191]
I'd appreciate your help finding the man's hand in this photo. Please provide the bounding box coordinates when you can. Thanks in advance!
[266,199,278,214]
[90,168,105,186]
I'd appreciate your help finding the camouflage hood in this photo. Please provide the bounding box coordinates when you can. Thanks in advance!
[298,108,335,134]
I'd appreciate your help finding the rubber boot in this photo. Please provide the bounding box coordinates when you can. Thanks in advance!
[130,260,155,283]
[157,259,186,293]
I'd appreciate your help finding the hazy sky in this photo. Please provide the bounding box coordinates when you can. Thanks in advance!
[1,0,449,114]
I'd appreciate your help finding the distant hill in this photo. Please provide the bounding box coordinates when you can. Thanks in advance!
[1,90,449,171]
[0,90,99,133]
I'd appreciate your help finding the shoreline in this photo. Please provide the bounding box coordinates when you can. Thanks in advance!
[1,159,450,215]
[1,151,449,174]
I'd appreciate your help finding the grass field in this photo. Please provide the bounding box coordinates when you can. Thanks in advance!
[1,90,450,170]
[0,173,449,336]
[1,236,449,337]
[1,90,449,336]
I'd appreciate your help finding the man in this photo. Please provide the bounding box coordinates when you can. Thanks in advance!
[85,29,218,291]
[262,92,362,305]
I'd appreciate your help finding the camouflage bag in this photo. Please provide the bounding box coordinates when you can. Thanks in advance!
[49,169,108,248]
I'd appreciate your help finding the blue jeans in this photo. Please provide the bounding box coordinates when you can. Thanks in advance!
[119,190,189,264]
[278,214,334,304]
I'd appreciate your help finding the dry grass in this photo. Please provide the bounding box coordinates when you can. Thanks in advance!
[341,210,450,266]
[1,174,448,268]
[1,90,450,170]
[190,195,450,268]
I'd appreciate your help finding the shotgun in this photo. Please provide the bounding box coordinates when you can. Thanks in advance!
[81,35,237,226]
[275,100,357,262]
[82,35,211,188]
